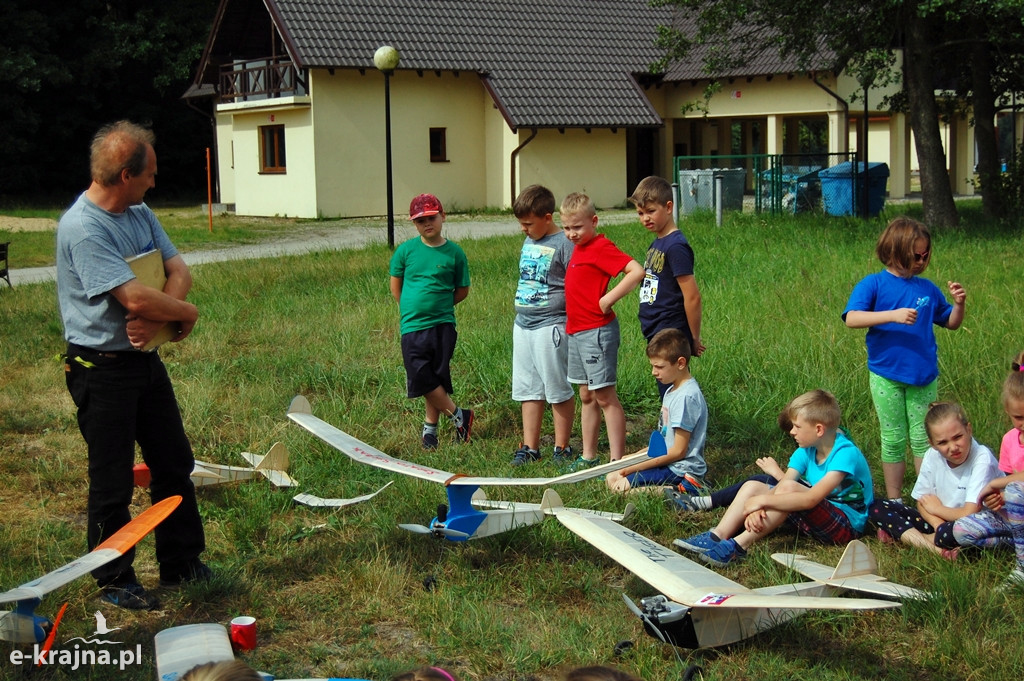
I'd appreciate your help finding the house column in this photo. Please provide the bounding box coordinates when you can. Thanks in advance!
[784,118,800,155]
[660,118,676,181]
[827,110,848,156]
[888,112,910,198]
[716,117,732,157]
[948,114,975,196]
[766,115,784,156]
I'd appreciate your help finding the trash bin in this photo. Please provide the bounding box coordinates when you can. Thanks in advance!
[819,162,889,217]
[678,168,746,214]
[760,166,822,214]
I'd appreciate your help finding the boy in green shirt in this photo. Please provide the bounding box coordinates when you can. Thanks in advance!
[389,194,473,449]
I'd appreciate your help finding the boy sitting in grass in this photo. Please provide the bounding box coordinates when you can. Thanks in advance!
[606,328,707,493]
[674,389,874,567]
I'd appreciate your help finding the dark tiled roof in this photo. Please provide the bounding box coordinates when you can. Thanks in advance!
[201,1,835,128]
[662,13,835,80]
[267,0,672,128]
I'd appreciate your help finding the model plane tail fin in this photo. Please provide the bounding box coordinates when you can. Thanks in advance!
[646,431,666,458]
[255,442,289,472]
[540,489,564,513]
[830,539,877,579]
[289,395,312,416]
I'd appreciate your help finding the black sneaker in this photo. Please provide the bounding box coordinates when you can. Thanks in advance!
[664,487,700,512]
[100,582,159,610]
[455,409,474,443]
[422,431,439,450]
[511,445,541,467]
[553,445,574,464]
[159,560,213,588]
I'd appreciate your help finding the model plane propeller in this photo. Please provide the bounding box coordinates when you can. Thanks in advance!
[556,510,923,648]
[287,395,639,541]
[0,496,182,643]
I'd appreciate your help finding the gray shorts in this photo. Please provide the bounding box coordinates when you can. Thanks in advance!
[512,322,573,403]
[567,317,619,389]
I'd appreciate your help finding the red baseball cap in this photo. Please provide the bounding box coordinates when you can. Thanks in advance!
[409,193,443,219]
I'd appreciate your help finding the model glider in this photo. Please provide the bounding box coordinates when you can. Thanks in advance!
[287,395,641,541]
[293,481,394,508]
[557,510,914,649]
[192,442,298,488]
[771,540,929,600]
[135,443,298,489]
[0,495,181,644]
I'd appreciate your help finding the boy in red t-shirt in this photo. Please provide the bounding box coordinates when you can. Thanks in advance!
[561,192,644,470]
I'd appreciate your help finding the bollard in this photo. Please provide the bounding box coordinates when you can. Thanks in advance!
[714,174,723,227]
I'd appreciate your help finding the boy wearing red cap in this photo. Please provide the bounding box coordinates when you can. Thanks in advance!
[389,194,473,448]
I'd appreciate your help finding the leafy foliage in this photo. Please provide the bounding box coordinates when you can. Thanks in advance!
[653,0,1024,227]
[0,0,219,203]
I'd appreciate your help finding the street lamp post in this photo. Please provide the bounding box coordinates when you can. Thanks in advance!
[373,45,400,249]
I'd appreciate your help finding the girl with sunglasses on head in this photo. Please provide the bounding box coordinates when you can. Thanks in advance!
[843,216,967,507]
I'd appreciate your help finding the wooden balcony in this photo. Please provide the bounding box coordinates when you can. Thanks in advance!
[220,58,308,102]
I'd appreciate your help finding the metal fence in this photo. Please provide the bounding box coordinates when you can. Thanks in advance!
[672,152,887,217]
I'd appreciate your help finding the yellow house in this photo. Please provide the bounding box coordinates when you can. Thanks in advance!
[190,0,1000,218]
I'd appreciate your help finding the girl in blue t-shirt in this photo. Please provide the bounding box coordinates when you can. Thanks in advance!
[843,216,967,502]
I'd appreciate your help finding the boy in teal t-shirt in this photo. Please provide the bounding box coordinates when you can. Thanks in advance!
[675,389,873,567]
[389,194,472,449]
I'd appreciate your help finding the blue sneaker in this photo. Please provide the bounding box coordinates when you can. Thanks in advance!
[673,531,719,555]
[697,538,747,567]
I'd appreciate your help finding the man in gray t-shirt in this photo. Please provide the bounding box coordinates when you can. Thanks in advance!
[57,121,209,610]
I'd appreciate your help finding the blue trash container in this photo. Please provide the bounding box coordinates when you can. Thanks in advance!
[760,166,822,214]
[819,162,889,217]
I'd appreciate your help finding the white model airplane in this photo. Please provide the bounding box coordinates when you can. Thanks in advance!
[191,442,298,488]
[287,395,641,541]
[0,496,181,644]
[771,541,928,600]
[557,511,922,649]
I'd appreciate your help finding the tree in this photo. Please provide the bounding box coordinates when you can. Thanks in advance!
[652,0,1022,227]
[0,0,219,203]
[950,1,1024,220]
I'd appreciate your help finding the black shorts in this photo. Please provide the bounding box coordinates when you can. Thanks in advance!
[400,323,457,398]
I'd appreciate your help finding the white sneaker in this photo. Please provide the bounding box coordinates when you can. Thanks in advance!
[996,567,1024,593]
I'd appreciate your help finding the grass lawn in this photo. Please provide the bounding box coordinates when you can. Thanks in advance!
[1,200,1022,680]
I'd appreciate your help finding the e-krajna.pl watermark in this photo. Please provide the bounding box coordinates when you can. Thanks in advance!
[10,643,144,671]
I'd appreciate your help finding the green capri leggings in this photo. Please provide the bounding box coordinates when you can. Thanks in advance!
[868,371,937,464]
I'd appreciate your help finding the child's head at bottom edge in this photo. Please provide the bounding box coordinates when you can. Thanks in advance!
[391,666,461,681]
[182,661,263,681]
[564,665,644,681]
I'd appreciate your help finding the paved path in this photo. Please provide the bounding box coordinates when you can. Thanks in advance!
[9,211,639,286]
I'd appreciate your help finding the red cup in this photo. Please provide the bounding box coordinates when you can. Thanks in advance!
[230,616,257,651]
[133,463,151,488]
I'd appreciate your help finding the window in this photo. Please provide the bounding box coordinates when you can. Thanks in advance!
[429,128,447,162]
[259,125,286,173]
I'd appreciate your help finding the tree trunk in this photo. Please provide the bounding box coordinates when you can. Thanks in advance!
[969,25,1004,219]
[903,10,959,227]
